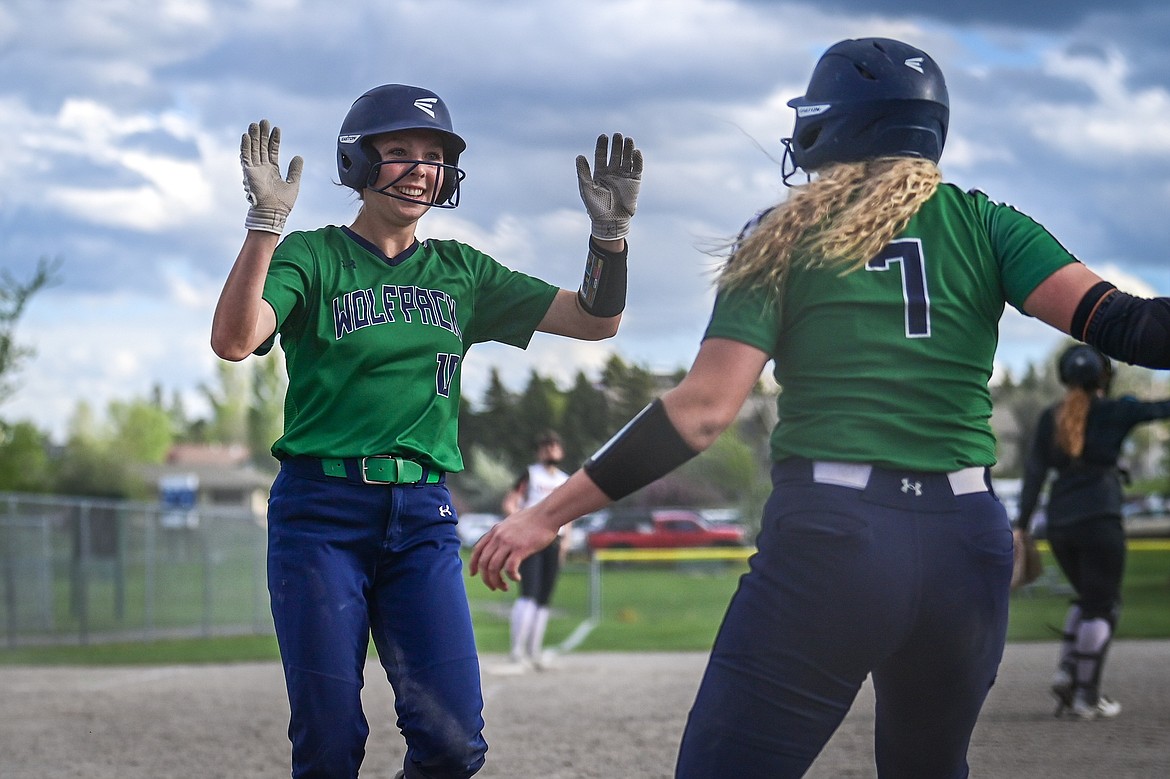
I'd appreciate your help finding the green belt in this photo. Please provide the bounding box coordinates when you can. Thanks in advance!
[320,456,443,485]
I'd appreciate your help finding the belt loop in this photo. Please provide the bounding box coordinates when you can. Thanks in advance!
[322,458,348,478]
[947,467,988,496]
[812,461,873,490]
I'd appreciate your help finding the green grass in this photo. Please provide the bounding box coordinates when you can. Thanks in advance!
[468,557,742,653]
[1005,545,1170,640]
[0,633,281,665]
[3,547,1168,665]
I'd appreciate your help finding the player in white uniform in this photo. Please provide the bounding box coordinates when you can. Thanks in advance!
[502,431,571,670]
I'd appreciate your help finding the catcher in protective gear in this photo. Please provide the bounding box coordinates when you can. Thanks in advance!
[1017,343,1170,719]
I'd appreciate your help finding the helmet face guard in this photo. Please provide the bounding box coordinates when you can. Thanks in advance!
[782,38,949,183]
[337,84,467,208]
[365,159,467,208]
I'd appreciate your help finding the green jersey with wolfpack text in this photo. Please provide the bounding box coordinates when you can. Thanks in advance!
[260,226,558,471]
[704,184,1080,472]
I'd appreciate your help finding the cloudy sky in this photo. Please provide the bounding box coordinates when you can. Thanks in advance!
[3,0,1170,441]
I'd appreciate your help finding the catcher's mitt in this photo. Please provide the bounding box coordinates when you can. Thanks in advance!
[1011,529,1043,590]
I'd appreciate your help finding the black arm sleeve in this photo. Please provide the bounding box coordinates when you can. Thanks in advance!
[1075,284,1170,369]
[583,399,699,501]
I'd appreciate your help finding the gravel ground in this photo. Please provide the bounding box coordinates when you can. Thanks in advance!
[0,640,1167,778]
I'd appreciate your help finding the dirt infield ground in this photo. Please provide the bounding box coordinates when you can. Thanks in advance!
[1,641,1167,778]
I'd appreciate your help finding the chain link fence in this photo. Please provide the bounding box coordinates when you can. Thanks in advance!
[0,492,271,647]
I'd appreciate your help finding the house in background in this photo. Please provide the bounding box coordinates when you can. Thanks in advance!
[138,444,274,522]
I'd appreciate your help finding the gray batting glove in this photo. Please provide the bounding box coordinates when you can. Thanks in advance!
[576,133,643,241]
[241,119,303,234]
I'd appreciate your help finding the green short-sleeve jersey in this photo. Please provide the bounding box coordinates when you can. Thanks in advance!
[704,184,1080,471]
[261,226,559,471]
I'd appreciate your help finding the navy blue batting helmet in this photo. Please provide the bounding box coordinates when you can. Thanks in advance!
[1058,344,1113,391]
[783,38,949,176]
[337,84,467,207]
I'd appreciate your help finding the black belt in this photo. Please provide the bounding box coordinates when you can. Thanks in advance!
[283,456,444,485]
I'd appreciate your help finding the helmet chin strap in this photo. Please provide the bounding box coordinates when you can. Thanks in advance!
[367,160,462,208]
[780,138,810,188]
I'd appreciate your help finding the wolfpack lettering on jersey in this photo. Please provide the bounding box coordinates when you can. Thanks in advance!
[332,284,461,340]
[260,226,557,470]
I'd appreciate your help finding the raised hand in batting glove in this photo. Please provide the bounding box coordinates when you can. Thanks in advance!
[576,133,643,241]
[241,119,303,234]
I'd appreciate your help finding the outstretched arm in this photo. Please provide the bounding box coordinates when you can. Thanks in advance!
[212,233,280,361]
[471,338,768,590]
[1024,262,1170,368]
[536,134,643,341]
[211,120,302,361]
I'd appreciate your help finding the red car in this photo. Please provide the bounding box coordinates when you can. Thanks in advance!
[586,508,747,550]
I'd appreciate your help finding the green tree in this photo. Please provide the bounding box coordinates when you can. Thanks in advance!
[446,444,517,514]
[461,368,516,462]
[107,397,175,465]
[196,355,285,464]
[0,257,59,405]
[507,370,560,469]
[53,401,136,499]
[200,361,252,446]
[560,371,610,468]
[599,354,656,429]
[0,420,52,492]
[248,354,286,467]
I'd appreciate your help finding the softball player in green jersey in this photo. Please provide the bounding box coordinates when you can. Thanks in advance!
[211,84,641,779]
[472,38,1170,779]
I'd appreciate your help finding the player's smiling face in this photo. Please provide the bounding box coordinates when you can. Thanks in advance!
[367,129,446,215]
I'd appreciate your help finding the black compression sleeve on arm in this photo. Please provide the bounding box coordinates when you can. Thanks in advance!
[1070,281,1116,341]
[577,238,627,317]
[583,399,700,501]
[1079,286,1170,369]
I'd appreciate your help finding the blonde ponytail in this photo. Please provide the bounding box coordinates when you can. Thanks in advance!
[719,157,942,296]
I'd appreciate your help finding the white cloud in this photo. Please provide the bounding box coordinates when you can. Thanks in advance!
[0,97,239,231]
[1028,47,1170,157]
[2,0,1170,443]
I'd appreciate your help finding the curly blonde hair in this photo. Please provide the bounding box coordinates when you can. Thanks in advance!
[718,157,942,295]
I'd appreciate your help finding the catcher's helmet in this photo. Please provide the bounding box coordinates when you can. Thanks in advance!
[1058,344,1113,391]
[782,38,949,179]
[337,84,467,207]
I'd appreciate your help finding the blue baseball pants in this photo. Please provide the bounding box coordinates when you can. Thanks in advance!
[675,459,1014,779]
[267,461,487,779]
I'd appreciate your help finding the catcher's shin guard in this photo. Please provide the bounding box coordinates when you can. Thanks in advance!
[1056,617,1116,719]
[1051,662,1075,716]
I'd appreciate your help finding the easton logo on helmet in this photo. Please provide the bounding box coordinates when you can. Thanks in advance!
[904,57,925,74]
[338,134,361,144]
[797,104,831,117]
[413,97,438,118]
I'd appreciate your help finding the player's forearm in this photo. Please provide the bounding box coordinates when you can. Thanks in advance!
[532,470,613,531]
[211,231,279,360]
[571,298,622,339]
[662,338,770,451]
[537,289,621,340]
